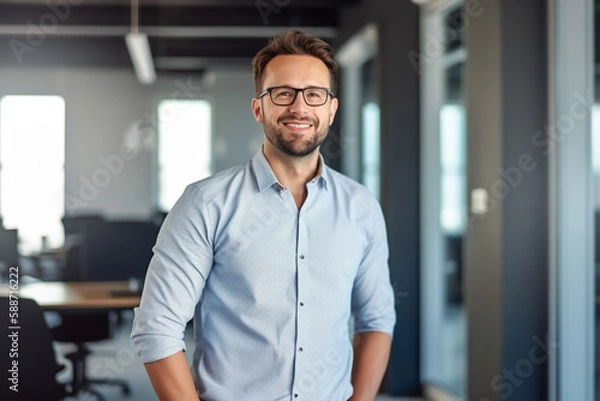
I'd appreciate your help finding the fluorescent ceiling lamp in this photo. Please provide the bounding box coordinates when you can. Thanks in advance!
[125,32,156,84]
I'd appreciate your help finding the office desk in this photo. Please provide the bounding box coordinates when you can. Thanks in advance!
[0,281,140,311]
[4,281,139,398]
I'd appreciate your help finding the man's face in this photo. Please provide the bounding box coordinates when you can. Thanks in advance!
[252,54,339,158]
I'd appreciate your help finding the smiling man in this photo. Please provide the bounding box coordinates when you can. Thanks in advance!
[131,30,396,401]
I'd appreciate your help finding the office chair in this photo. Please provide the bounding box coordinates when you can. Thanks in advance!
[61,214,106,236]
[53,219,132,400]
[51,310,131,401]
[0,297,67,401]
[0,228,19,271]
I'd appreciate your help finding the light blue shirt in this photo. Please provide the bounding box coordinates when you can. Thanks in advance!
[131,148,396,401]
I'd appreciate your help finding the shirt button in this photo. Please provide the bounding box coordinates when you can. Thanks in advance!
[299,347,304,352]
[300,302,304,306]
[294,394,298,398]
[299,254,305,260]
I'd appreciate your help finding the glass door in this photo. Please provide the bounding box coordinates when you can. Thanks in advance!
[551,0,595,399]
[420,1,467,398]
[593,6,600,396]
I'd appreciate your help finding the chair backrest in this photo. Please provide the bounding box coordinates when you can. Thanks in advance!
[61,214,105,236]
[0,229,19,268]
[0,297,66,401]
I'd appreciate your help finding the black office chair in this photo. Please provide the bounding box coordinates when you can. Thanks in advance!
[0,228,19,273]
[54,220,132,400]
[51,311,130,401]
[0,297,67,401]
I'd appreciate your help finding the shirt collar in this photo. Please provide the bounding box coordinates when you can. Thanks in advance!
[309,154,328,190]
[251,147,329,192]
[251,147,280,192]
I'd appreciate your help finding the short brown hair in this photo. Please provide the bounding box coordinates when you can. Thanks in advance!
[251,29,339,96]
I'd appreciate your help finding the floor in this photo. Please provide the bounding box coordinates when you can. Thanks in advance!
[53,310,410,401]
[438,305,466,396]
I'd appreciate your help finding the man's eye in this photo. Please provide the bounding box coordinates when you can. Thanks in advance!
[306,90,324,99]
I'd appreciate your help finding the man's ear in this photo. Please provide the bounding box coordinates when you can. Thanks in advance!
[251,97,263,124]
[328,97,339,126]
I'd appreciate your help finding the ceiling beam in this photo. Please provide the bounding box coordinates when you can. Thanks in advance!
[0,5,339,28]
[0,0,356,7]
[0,24,337,38]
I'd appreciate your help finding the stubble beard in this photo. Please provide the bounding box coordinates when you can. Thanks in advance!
[263,117,328,158]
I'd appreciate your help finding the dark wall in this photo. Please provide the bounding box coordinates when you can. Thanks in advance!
[466,0,548,400]
[337,1,421,396]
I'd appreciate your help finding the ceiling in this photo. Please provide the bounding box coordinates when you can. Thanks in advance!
[0,0,358,75]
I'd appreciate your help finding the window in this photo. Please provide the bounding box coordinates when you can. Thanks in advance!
[361,102,380,199]
[440,103,467,235]
[0,95,65,255]
[593,104,600,401]
[158,99,212,211]
[592,105,600,174]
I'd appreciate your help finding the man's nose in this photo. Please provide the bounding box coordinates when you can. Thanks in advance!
[287,91,310,113]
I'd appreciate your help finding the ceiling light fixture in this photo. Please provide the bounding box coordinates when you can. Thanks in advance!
[125,0,156,85]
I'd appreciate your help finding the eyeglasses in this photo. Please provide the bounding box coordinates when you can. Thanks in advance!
[258,86,335,107]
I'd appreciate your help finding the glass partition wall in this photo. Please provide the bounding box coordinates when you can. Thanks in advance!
[551,0,595,399]
[419,1,467,399]
[594,7,600,398]
[360,58,381,199]
[438,59,466,395]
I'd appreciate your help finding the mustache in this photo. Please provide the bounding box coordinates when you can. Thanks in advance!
[277,115,316,124]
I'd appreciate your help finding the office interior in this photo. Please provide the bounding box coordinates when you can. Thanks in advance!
[0,0,596,400]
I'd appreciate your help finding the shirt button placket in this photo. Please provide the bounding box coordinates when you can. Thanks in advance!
[295,215,308,401]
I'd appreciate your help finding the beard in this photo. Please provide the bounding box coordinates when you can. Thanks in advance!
[263,115,328,157]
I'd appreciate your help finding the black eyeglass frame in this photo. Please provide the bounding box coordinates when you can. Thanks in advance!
[257,86,336,107]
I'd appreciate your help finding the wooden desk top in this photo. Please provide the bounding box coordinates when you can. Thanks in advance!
[0,281,140,310]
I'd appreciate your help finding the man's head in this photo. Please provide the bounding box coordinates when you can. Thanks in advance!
[251,30,339,158]
[252,30,339,96]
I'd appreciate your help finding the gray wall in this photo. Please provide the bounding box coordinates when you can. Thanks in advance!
[465,0,549,400]
[0,65,263,220]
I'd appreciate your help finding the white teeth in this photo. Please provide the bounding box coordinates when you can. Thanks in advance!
[286,123,310,128]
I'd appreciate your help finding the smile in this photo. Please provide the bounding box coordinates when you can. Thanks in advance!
[284,123,312,128]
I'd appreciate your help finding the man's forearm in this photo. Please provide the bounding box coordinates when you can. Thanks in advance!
[348,331,392,401]
[144,351,200,401]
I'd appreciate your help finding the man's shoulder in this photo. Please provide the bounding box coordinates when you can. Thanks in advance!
[325,166,375,197]
[185,161,252,202]
[324,167,383,218]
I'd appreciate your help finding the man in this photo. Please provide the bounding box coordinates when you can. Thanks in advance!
[131,29,396,401]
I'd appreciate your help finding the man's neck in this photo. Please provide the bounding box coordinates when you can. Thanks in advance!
[262,144,321,190]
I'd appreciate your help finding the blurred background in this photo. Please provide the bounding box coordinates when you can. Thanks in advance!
[0,0,597,400]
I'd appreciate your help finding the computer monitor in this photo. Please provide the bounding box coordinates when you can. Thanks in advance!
[82,221,159,282]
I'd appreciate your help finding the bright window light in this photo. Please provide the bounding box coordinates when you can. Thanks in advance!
[158,99,212,211]
[0,95,65,255]
[362,102,381,200]
[440,103,466,234]
[592,104,600,173]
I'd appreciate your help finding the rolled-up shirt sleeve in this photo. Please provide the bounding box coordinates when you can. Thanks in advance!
[351,196,396,337]
[131,184,214,363]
